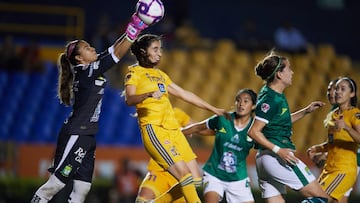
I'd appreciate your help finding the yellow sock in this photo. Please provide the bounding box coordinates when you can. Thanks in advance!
[193,177,203,189]
[193,177,203,198]
[155,183,183,203]
[179,173,201,203]
[135,196,148,203]
[154,193,172,203]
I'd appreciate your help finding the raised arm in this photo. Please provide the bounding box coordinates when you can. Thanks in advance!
[112,14,149,60]
[167,82,227,117]
[291,101,325,123]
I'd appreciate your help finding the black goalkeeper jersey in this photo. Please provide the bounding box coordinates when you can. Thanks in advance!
[62,47,119,135]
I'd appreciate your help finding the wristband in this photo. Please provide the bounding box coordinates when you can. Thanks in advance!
[272,145,280,154]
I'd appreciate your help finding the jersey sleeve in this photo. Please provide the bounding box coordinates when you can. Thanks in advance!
[254,97,279,124]
[351,109,360,126]
[108,45,120,63]
[207,115,220,130]
[85,49,117,79]
[124,67,139,86]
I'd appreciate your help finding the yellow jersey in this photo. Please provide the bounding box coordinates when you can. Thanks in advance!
[124,65,180,130]
[325,107,360,171]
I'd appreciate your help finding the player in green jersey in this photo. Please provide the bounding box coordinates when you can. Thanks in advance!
[247,51,329,203]
[182,88,257,203]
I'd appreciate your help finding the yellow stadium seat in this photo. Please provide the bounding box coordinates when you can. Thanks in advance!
[190,49,210,67]
[171,49,189,67]
[317,43,336,61]
[232,51,251,69]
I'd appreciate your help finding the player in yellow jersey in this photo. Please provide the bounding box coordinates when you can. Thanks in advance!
[136,107,203,203]
[308,77,360,202]
[307,78,339,169]
[124,34,228,203]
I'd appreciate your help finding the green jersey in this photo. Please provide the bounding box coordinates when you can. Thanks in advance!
[203,112,254,181]
[255,85,295,150]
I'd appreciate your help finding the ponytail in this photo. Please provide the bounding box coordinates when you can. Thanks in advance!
[57,53,74,106]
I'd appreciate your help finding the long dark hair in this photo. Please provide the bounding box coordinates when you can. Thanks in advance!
[130,34,162,67]
[57,40,80,106]
[255,51,287,84]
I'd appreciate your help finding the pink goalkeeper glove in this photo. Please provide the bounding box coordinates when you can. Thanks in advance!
[125,14,148,42]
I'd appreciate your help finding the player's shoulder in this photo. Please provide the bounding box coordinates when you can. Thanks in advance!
[352,107,360,120]
[128,64,141,71]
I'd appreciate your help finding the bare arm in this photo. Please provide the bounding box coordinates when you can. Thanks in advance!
[291,101,325,123]
[112,14,150,60]
[248,119,278,152]
[307,142,328,154]
[112,36,132,60]
[167,83,227,117]
[124,84,160,106]
[182,121,215,137]
[248,119,299,164]
[306,142,328,168]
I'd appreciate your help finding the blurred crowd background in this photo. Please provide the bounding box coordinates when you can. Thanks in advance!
[1,0,360,202]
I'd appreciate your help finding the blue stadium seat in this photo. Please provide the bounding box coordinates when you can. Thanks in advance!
[31,114,55,143]
[0,70,8,97]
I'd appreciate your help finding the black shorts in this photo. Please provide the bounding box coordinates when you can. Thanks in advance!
[52,132,96,183]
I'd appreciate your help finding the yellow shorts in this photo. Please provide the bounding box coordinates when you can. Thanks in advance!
[140,124,196,169]
[318,168,357,200]
[139,171,186,203]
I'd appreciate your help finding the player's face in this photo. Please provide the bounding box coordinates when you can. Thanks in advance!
[146,40,162,66]
[327,81,336,105]
[76,40,97,65]
[279,60,293,87]
[235,93,255,116]
[335,79,355,106]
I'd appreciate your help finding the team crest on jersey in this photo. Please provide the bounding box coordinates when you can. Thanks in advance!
[231,134,239,143]
[261,103,270,113]
[355,113,360,119]
[124,73,132,82]
[158,83,166,93]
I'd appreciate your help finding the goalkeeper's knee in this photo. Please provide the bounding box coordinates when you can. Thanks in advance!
[68,180,91,203]
[31,175,65,203]
[135,196,154,203]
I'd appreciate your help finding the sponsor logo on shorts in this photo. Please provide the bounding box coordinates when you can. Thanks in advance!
[203,180,209,189]
[74,147,87,163]
[304,166,312,175]
[170,146,179,156]
[246,179,250,188]
[61,164,72,177]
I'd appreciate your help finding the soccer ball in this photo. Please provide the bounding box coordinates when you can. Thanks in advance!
[136,0,164,25]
